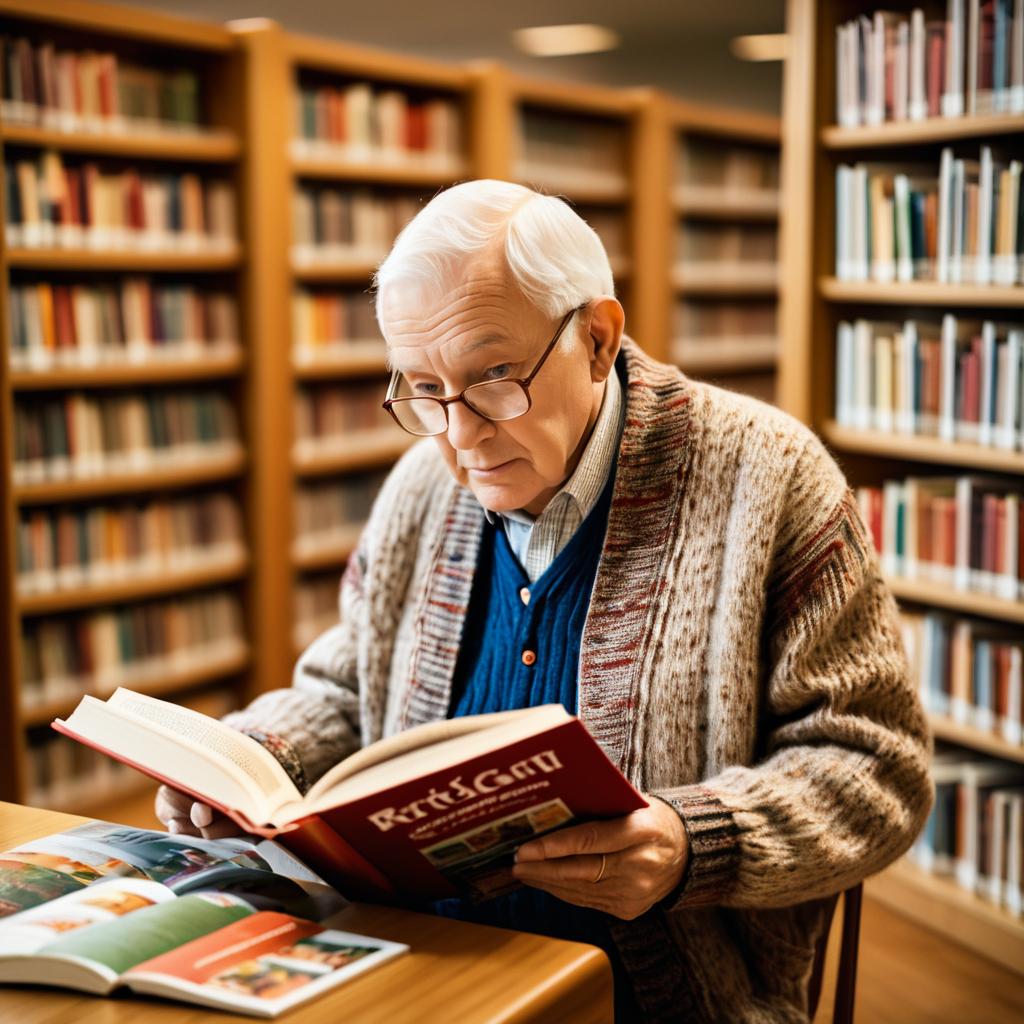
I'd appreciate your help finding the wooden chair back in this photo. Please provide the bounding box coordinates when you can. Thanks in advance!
[807,883,863,1024]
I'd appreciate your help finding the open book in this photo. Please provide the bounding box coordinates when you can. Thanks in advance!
[0,819,406,1017]
[54,689,647,901]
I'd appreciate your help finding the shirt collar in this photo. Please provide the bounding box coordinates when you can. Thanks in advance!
[482,366,623,527]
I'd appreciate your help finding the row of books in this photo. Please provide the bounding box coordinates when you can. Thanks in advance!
[835,146,1024,285]
[9,280,239,371]
[26,688,238,808]
[295,384,387,447]
[836,2,1024,127]
[674,300,777,341]
[293,83,462,169]
[294,575,343,651]
[676,222,777,264]
[515,108,628,196]
[292,289,382,357]
[912,753,1023,917]
[835,316,1024,448]
[16,493,244,595]
[902,610,1023,744]
[295,472,386,546]
[4,154,237,251]
[676,136,779,192]
[292,186,421,266]
[20,590,245,708]
[857,474,1024,598]
[1,36,202,132]
[12,391,240,485]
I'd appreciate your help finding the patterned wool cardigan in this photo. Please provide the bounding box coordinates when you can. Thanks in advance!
[225,338,933,1023]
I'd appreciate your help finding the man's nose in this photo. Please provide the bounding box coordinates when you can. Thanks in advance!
[446,399,493,450]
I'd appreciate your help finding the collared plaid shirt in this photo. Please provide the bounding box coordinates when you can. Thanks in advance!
[483,369,624,582]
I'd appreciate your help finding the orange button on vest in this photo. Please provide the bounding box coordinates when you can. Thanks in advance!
[521,649,537,666]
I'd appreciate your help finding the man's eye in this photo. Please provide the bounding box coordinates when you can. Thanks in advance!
[484,364,512,380]
[413,382,441,396]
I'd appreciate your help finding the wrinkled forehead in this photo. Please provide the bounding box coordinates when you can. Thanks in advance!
[381,259,546,373]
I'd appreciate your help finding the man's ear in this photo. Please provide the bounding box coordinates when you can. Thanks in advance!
[587,297,625,383]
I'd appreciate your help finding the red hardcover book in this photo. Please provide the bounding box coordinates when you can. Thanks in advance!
[927,22,946,117]
[52,693,647,902]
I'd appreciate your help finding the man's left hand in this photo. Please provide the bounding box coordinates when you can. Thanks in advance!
[511,796,689,920]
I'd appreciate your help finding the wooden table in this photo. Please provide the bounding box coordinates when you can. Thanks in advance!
[0,802,613,1023]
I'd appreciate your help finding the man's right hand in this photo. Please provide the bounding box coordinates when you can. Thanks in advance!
[155,784,247,839]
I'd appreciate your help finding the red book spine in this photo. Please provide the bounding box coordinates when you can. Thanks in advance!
[983,493,999,577]
[53,286,76,351]
[927,27,945,117]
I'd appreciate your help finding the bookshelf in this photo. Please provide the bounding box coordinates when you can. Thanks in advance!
[780,0,1024,972]
[469,65,668,356]
[0,0,256,813]
[666,98,781,403]
[232,22,477,683]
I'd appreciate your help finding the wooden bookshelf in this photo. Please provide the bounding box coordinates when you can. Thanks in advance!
[0,0,255,811]
[666,97,781,401]
[780,0,1024,970]
[0,121,241,160]
[820,278,1024,307]
[822,421,1024,475]
[822,112,1024,149]
[230,24,480,692]
[10,351,245,389]
[866,857,1024,976]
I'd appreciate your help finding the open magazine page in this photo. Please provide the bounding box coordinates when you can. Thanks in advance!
[124,912,408,1017]
[3,888,263,992]
[0,876,175,963]
[0,820,346,922]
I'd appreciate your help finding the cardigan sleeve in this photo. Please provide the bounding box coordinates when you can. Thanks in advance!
[218,542,367,795]
[652,433,934,911]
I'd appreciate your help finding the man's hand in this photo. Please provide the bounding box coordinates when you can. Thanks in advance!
[511,796,689,920]
[154,785,247,840]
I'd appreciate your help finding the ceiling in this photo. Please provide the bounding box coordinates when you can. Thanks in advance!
[124,0,787,113]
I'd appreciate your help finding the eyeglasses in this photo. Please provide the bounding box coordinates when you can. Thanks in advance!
[382,304,585,438]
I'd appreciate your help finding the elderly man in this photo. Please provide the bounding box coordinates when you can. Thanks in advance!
[158,179,932,1022]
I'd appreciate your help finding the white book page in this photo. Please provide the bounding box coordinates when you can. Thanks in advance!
[301,705,567,804]
[106,689,298,811]
[282,704,571,823]
[57,696,281,825]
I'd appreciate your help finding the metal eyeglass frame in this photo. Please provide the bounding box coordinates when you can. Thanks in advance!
[382,304,586,437]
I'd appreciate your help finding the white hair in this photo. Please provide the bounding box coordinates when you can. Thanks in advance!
[373,179,615,329]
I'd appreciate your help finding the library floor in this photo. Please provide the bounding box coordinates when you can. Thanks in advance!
[103,787,1024,1023]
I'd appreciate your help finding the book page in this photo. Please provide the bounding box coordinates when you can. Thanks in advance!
[57,697,271,824]
[107,689,297,805]
[125,912,407,1017]
[286,704,571,823]
[301,705,568,806]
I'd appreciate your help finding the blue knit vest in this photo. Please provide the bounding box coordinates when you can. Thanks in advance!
[449,462,615,717]
[438,466,639,1017]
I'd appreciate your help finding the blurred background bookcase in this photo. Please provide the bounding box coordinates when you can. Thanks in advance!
[232,22,478,696]
[0,0,255,816]
[667,98,781,403]
[0,1,787,822]
[780,0,1024,974]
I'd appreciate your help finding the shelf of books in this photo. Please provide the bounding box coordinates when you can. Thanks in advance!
[781,0,1024,973]
[0,0,257,814]
[468,65,666,352]
[232,23,472,684]
[666,98,781,404]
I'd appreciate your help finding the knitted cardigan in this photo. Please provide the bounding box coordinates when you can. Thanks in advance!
[224,338,934,1023]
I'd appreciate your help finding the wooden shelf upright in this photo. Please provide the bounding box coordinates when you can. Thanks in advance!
[779,0,1024,975]
[468,64,667,356]
[665,98,781,401]
[0,0,258,813]
[231,23,477,685]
